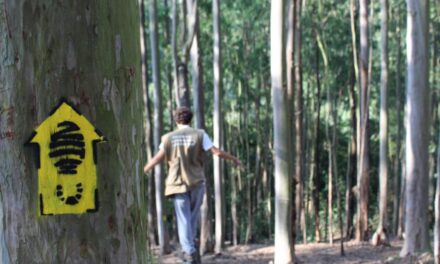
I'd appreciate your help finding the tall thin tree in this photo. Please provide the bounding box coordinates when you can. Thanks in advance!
[400,0,430,256]
[149,0,169,255]
[372,0,389,246]
[271,0,294,262]
[213,0,224,254]
[356,0,370,242]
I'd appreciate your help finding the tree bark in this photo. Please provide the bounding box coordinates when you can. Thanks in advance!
[356,0,370,242]
[139,0,157,247]
[294,0,304,246]
[149,0,170,255]
[313,31,322,243]
[346,57,357,239]
[0,0,148,262]
[434,131,440,263]
[372,0,389,246]
[400,0,430,256]
[271,0,294,262]
[392,3,403,237]
[213,0,224,254]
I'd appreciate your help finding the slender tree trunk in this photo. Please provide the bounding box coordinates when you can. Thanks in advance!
[139,0,157,247]
[346,57,357,239]
[294,0,304,245]
[213,0,224,254]
[149,0,170,255]
[434,131,440,264]
[313,32,322,243]
[356,0,370,242]
[0,0,148,262]
[327,82,334,245]
[372,0,389,246]
[271,0,294,262]
[286,0,296,245]
[230,123,239,246]
[400,0,430,256]
[393,4,403,237]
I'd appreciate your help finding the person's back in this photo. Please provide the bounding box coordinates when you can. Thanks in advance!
[144,106,241,264]
[162,127,206,196]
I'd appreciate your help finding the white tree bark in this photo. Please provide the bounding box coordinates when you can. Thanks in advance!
[400,0,430,257]
[356,0,370,242]
[149,0,168,255]
[372,0,389,246]
[271,0,293,263]
[0,0,148,262]
[213,0,224,254]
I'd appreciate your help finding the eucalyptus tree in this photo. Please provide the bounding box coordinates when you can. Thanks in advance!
[271,0,294,262]
[213,0,224,254]
[0,0,148,263]
[139,0,156,247]
[372,0,389,246]
[356,0,371,242]
[400,0,430,256]
[149,0,170,255]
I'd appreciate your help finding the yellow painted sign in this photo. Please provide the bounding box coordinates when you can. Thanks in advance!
[28,100,105,215]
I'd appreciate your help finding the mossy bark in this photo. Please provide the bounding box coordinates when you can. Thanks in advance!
[0,0,148,263]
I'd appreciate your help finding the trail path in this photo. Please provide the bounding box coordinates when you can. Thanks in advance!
[155,239,434,263]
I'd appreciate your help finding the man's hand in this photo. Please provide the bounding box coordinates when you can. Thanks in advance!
[143,149,166,175]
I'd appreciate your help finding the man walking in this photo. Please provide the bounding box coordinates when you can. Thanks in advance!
[144,107,241,264]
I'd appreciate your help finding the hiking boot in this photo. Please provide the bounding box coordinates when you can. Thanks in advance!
[181,251,201,264]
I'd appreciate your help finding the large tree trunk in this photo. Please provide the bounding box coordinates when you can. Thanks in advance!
[400,0,430,257]
[213,0,224,254]
[372,0,389,246]
[0,1,148,263]
[356,0,370,242]
[271,0,294,262]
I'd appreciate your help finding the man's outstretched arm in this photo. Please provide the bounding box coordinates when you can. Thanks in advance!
[143,149,166,174]
[210,146,241,167]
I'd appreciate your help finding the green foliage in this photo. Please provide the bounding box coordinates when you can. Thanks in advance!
[144,0,439,246]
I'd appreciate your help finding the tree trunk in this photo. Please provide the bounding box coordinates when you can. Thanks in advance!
[327,81,334,245]
[213,0,224,254]
[286,0,296,245]
[346,57,357,239]
[356,0,370,242]
[400,0,430,256]
[0,0,148,263]
[139,0,157,247]
[150,0,170,255]
[294,0,304,245]
[434,131,440,263]
[271,0,294,262]
[372,0,389,246]
[393,3,403,237]
[313,32,322,243]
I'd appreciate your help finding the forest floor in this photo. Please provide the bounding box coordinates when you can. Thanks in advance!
[154,239,435,263]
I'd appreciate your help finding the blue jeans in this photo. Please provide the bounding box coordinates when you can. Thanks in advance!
[173,183,205,255]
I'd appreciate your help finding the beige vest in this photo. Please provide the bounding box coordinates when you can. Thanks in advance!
[162,127,205,196]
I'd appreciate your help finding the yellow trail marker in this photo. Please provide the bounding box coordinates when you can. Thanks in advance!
[27,100,105,215]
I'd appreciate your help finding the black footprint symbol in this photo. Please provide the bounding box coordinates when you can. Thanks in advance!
[56,183,84,205]
[49,121,85,175]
